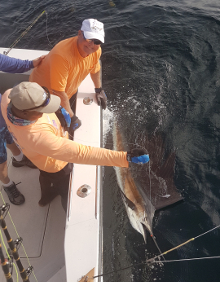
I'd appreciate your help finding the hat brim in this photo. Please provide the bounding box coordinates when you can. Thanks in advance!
[30,94,61,113]
[84,31,104,43]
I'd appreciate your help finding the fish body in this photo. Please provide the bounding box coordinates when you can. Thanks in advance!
[113,122,155,242]
[112,121,183,243]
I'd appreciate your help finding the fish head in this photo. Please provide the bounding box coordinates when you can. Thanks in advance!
[125,204,153,243]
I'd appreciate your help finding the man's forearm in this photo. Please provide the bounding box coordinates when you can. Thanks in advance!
[90,71,101,88]
[0,53,33,73]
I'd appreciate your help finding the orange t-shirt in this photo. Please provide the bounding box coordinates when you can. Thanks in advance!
[1,91,128,172]
[29,36,101,99]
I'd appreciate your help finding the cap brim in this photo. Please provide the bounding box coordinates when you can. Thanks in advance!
[84,31,104,43]
[31,94,61,113]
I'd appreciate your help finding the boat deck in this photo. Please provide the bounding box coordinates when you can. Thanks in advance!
[0,48,103,282]
[0,151,66,282]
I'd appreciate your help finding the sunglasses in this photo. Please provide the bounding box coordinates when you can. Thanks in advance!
[82,32,102,45]
[22,86,51,111]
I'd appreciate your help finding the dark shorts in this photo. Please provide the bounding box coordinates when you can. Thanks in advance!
[69,91,78,113]
[69,92,78,139]
[39,163,73,183]
[0,126,14,164]
[39,163,73,211]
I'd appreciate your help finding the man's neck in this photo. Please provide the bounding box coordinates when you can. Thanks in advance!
[11,106,39,121]
[11,107,23,119]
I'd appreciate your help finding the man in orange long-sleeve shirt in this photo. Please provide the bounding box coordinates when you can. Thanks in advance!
[1,82,149,210]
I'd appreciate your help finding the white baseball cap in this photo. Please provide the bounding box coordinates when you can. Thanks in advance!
[81,19,105,43]
[9,82,61,113]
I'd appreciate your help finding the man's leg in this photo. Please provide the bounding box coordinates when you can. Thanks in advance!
[7,143,37,169]
[54,170,71,212]
[55,163,73,212]
[0,161,10,184]
[38,171,59,207]
[6,141,20,156]
[69,92,78,114]
[69,92,81,138]
[38,164,73,211]
[0,127,25,205]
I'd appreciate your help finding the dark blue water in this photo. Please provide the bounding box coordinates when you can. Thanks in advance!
[0,1,220,281]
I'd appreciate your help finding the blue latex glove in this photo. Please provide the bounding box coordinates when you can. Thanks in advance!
[60,107,71,128]
[127,148,149,164]
[131,154,149,164]
[55,106,71,130]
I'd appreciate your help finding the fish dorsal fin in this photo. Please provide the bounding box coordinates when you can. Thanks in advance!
[120,190,136,210]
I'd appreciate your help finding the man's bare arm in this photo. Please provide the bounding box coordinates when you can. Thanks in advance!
[90,70,101,88]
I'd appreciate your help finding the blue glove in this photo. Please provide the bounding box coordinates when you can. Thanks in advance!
[60,107,71,128]
[127,148,149,164]
[95,88,107,110]
[55,106,71,130]
[130,155,149,164]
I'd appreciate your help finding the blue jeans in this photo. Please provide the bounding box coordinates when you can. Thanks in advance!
[0,126,14,164]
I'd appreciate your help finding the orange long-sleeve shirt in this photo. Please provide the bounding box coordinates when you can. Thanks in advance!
[1,91,128,172]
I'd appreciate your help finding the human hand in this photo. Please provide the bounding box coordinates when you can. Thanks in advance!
[95,88,107,110]
[32,55,46,67]
[55,106,71,130]
[127,148,149,164]
[71,115,82,131]
[61,107,71,127]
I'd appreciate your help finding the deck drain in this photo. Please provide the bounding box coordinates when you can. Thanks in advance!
[83,97,93,105]
[77,184,91,198]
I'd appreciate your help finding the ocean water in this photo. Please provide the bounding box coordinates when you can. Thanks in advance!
[0,1,220,282]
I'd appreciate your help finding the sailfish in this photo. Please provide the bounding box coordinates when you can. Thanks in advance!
[113,121,183,244]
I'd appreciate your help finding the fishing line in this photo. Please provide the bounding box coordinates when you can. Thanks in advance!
[150,235,165,261]
[156,256,220,263]
[145,160,165,260]
[45,10,54,48]
[194,225,220,239]
[3,9,58,55]
[84,224,220,280]
[4,11,46,56]
[151,224,220,263]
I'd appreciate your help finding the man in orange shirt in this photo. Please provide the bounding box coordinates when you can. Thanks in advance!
[30,19,107,131]
[1,82,149,210]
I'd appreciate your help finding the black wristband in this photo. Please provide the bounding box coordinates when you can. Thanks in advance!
[95,87,102,93]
